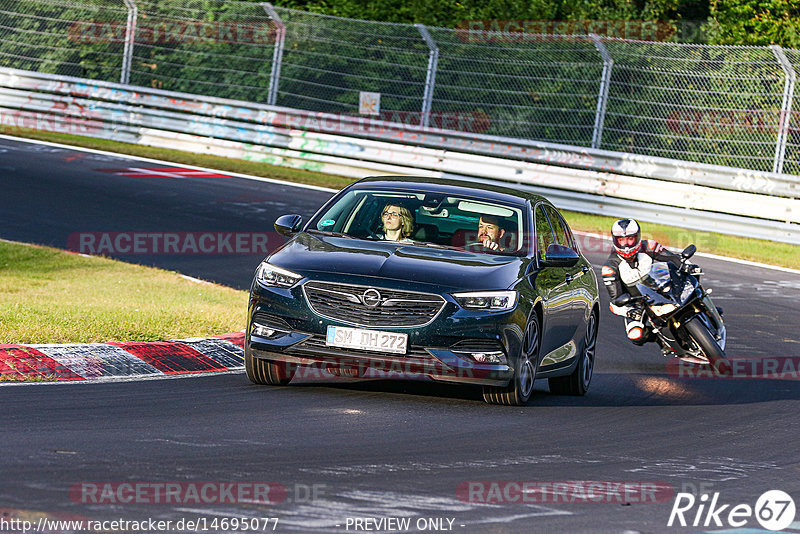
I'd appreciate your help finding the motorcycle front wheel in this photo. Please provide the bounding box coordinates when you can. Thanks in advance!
[684,316,730,376]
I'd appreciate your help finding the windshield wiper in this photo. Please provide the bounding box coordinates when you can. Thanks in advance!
[307,229,357,239]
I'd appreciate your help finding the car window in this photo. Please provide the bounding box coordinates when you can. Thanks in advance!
[308,188,527,255]
[545,205,576,251]
[534,204,555,260]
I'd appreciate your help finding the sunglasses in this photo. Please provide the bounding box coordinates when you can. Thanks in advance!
[382,211,402,219]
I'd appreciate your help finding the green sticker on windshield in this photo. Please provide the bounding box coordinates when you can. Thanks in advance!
[320,219,335,227]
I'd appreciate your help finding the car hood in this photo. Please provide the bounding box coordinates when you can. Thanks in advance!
[268,232,526,292]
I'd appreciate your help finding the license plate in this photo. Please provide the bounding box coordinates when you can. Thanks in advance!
[325,326,408,355]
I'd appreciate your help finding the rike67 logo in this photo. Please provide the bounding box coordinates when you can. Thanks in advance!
[668,490,796,531]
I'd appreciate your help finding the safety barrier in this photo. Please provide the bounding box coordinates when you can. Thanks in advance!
[0,67,797,245]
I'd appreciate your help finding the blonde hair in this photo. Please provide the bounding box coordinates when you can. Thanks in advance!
[381,204,414,238]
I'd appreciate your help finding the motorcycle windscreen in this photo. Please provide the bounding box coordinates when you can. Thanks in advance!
[636,262,676,305]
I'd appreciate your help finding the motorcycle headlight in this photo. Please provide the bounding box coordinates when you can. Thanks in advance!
[256,261,302,288]
[453,291,517,310]
[650,303,678,316]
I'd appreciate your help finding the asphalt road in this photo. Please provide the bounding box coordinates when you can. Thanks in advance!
[2,136,799,533]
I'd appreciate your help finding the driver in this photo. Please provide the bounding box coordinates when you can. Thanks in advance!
[477,215,505,251]
[602,219,700,354]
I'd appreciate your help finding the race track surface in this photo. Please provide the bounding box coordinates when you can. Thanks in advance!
[2,137,799,533]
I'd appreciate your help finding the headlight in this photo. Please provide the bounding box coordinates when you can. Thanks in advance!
[650,303,678,316]
[452,291,518,310]
[680,279,695,302]
[256,261,302,288]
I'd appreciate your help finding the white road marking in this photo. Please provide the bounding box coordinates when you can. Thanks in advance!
[0,134,337,192]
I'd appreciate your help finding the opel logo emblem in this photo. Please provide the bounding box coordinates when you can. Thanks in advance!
[362,288,382,307]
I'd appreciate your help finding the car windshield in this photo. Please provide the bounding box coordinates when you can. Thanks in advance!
[308,188,527,255]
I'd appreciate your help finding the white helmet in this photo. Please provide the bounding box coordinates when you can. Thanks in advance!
[611,219,641,259]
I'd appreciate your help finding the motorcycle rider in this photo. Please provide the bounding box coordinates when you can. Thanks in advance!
[602,219,701,355]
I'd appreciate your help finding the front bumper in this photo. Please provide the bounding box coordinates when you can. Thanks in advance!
[247,280,526,387]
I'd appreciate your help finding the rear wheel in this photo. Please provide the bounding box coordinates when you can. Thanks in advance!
[482,315,540,406]
[684,316,730,376]
[245,345,295,385]
[549,310,597,395]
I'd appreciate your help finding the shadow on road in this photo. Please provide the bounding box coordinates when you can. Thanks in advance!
[285,371,800,407]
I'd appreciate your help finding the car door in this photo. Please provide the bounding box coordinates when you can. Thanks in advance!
[531,203,574,359]
[544,205,591,343]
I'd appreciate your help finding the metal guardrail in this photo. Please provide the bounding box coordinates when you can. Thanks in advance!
[2,1,799,175]
[0,67,798,245]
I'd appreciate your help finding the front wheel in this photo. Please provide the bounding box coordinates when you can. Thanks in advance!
[549,310,597,396]
[483,316,540,406]
[245,345,295,385]
[684,316,730,375]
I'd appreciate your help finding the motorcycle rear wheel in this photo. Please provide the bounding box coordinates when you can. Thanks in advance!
[684,316,730,376]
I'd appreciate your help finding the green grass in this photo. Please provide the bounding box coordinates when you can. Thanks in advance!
[2,125,797,270]
[0,240,247,344]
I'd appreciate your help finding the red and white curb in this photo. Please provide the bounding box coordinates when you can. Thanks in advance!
[0,332,244,382]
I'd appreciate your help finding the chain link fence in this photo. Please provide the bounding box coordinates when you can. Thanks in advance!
[783,49,800,176]
[0,0,127,79]
[0,0,798,175]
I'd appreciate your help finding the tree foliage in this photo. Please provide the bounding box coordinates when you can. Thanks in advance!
[704,0,800,47]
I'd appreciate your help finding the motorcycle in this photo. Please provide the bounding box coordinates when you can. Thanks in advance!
[614,245,730,374]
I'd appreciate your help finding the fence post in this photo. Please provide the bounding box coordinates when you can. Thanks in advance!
[590,34,613,149]
[261,3,286,107]
[415,23,439,128]
[770,45,795,175]
[120,0,137,85]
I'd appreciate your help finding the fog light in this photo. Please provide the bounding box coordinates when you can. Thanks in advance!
[466,351,506,364]
[252,323,276,338]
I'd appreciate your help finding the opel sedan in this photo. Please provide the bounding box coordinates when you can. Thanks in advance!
[245,176,599,405]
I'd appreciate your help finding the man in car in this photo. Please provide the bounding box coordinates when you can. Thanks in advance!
[478,214,506,251]
[602,218,700,354]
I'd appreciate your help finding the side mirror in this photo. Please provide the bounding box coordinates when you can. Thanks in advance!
[542,243,580,267]
[274,214,303,237]
[681,244,697,259]
[614,294,632,307]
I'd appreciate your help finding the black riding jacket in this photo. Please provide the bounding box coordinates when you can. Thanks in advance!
[602,240,682,312]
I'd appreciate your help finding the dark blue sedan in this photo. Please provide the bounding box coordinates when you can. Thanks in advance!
[245,176,599,405]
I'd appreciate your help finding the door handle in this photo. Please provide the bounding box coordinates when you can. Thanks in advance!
[566,266,589,283]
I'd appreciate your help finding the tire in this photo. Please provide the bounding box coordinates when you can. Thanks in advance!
[245,345,295,386]
[482,315,540,406]
[549,310,597,396]
[684,316,730,376]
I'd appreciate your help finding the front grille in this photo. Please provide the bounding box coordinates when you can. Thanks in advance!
[302,281,446,327]
[287,334,433,360]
